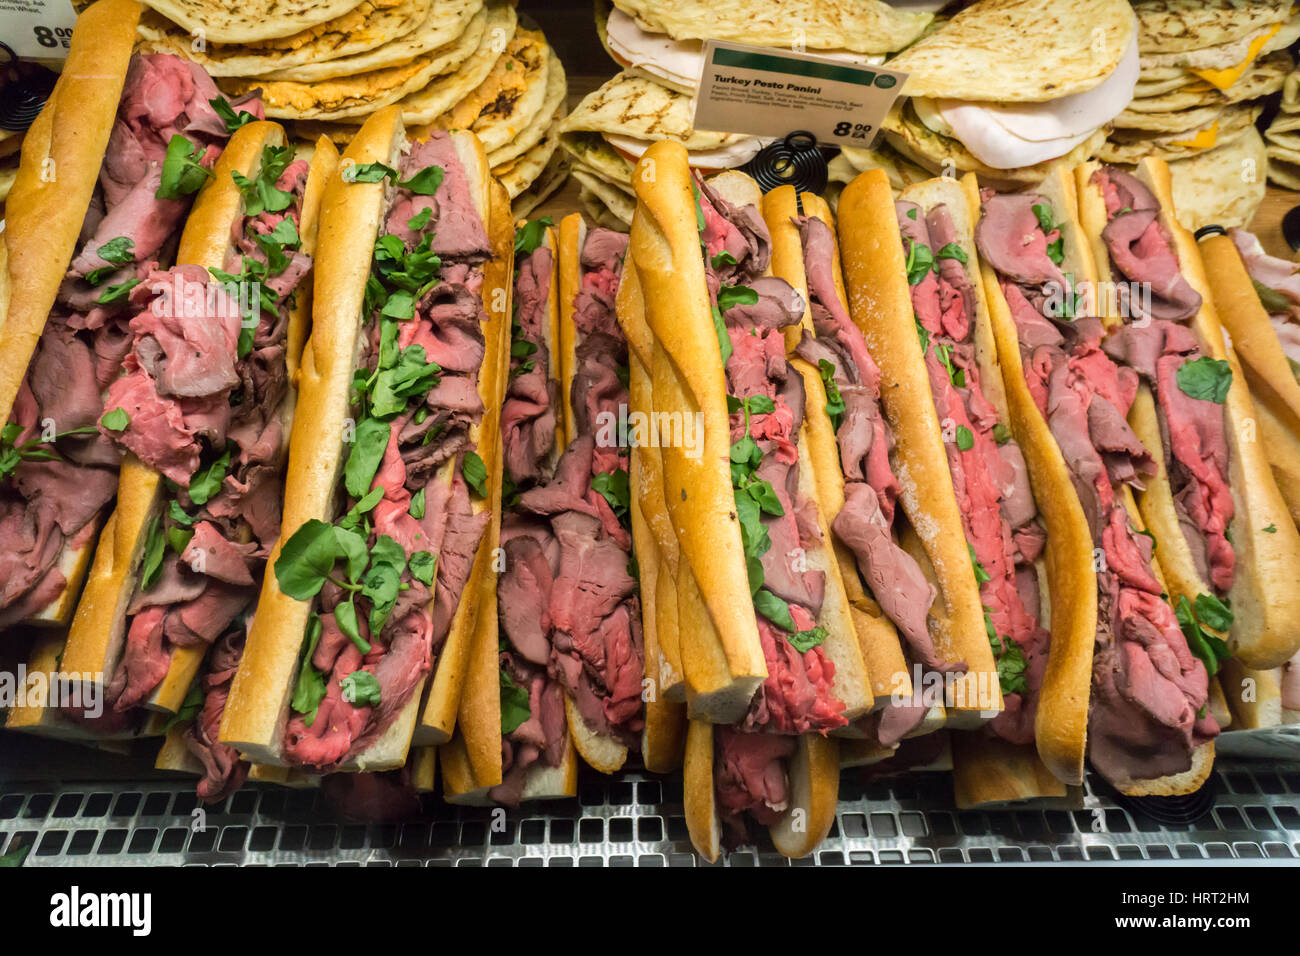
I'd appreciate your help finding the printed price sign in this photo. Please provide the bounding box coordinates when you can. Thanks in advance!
[0,0,77,59]
[692,41,907,148]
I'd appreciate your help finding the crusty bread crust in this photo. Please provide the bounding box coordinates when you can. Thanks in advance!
[682,719,722,862]
[616,261,686,700]
[62,122,310,715]
[836,170,1000,715]
[222,114,503,769]
[626,142,766,722]
[950,732,1070,809]
[1252,399,1300,526]
[967,167,1098,789]
[1218,658,1283,730]
[1077,158,1300,671]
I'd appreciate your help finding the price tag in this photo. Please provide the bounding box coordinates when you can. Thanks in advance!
[0,0,77,59]
[692,40,908,148]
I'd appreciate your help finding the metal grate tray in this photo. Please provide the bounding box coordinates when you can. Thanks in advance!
[2,759,1299,866]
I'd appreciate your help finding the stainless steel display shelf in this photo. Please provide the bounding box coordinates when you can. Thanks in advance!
[2,759,1299,866]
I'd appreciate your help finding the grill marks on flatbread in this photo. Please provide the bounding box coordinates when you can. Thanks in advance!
[1133,0,1292,53]
[135,0,451,76]
[214,0,494,120]
[884,0,1137,101]
[141,0,369,43]
[612,0,931,53]
[258,0,484,82]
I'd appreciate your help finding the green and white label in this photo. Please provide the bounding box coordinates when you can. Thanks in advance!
[0,0,77,59]
[692,40,907,147]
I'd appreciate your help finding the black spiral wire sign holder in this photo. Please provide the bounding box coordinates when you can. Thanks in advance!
[740,130,830,196]
[0,42,59,133]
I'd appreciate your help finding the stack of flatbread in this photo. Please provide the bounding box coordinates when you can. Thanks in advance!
[1265,67,1300,190]
[1105,1,1297,228]
[563,0,936,227]
[137,0,570,215]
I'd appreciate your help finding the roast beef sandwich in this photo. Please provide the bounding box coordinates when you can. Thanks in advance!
[971,165,1225,797]
[217,112,510,772]
[624,141,881,859]
[1076,158,1300,681]
[1198,228,1300,529]
[834,171,1074,804]
[0,0,264,632]
[50,124,336,746]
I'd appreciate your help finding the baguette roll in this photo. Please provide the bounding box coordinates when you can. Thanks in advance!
[974,165,1214,795]
[220,112,508,772]
[835,170,1002,720]
[1198,230,1300,528]
[61,124,332,715]
[1076,159,1300,672]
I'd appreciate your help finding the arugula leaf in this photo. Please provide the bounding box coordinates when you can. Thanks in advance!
[717,284,759,312]
[788,627,827,653]
[275,519,342,600]
[1264,522,1278,533]
[409,550,436,586]
[1031,202,1055,236]
[992,422,1011,444]
[905,240,934,286]
[100,408,130,432]
[406,207,433,232]
[344,162,396,184]
[711,250,738,269]
[462,451,488,497]
[362,534,407,634]
[994,635,1029,695]
[691,179,706,234]
[95,278,140,305]
[157,135,214,199]
[341,670,382,708]
[1194,592,1234,632]
[818,359,845,431]
[711,304,732,364]
[1175,594,1231,676]
[409,487,426,520]
[1176,356,1232,404]
[209,96,257,132]
[955,424,974,451]
[231,145,294,217]
[140,516,166,590]
[344,416,391,499]
[334,599,371,654]
[85,237,136,285]
[915,317,931,354]
[340,486,385,530]
[1046,237,1065,266]
[753,589,796,632]
[187,448,231,505]
[162,681,204,733]
[968,543,990,584]
[398,165,445,196]
[371,344,442,418]
[169,501,196,526]
[934,242,967,264]
[514,217,553,256]
[291,621,328,725]
[591,469,631,520]
[167,526,194,557]
[500,668,531,735]
[333,526,369,583]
